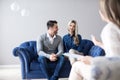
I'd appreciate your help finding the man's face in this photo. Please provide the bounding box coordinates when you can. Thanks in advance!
[50,23,58,35]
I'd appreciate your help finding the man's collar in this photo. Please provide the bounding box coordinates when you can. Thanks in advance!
[47,33,56,39]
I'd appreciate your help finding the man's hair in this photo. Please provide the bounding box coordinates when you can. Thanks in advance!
[47,20,57,29]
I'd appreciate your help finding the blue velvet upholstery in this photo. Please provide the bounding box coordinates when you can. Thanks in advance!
[81,39,105,57]
[80,39,94,55]
[13,39,105,79]
[89,45,105,57]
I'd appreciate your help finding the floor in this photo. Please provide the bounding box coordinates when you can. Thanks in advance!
[0,65,68,80]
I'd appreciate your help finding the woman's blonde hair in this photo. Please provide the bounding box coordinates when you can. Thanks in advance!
[68,20,79,45]
[100,0,120,28]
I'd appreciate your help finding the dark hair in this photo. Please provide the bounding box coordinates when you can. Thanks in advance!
[47,20,57,29]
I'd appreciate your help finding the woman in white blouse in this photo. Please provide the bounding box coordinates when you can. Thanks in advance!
[69,0,120,80]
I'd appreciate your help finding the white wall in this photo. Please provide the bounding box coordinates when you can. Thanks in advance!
[0,0,106,65]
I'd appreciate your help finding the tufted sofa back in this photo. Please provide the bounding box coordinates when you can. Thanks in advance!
[19,41,38,60]
[81,39,105,57]
[81,39,94,55]
[16,39,105,61]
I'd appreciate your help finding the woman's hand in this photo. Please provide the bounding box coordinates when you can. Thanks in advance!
[91,35,100,45]
[91,35,104,49]
[78,56,92,65]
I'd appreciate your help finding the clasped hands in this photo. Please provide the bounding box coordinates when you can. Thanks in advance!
[49,53,57,61]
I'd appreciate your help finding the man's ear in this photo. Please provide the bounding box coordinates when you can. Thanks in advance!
[49,27,52,30]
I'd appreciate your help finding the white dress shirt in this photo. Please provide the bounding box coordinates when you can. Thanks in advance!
[47,33,56,44]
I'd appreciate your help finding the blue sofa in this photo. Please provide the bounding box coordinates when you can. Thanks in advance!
[13,39,105,79]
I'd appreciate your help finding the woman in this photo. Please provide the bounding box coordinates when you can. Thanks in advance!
[69,0,120,80]
[63,20,83,65]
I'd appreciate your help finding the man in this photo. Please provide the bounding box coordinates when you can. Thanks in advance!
[37,20,64,80]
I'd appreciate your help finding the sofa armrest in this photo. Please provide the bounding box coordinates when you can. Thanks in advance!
[89,45,105,57]
[89,57,120,80]
[13,47,32,78]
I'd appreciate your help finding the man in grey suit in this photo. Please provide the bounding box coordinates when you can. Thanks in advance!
[37,20,64,80]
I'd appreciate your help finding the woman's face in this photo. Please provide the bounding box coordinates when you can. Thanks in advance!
[68,22,76,34]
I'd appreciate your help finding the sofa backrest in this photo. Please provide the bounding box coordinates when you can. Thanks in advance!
[81,39,105,57]
[18,40,105,60]
[81,39,94,55]
[20,41,38,60]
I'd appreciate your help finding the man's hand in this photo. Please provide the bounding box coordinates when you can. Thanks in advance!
[49,53,57,61]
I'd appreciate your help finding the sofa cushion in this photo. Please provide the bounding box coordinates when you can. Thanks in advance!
[30,60,41,71]
[30,58,71,77]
